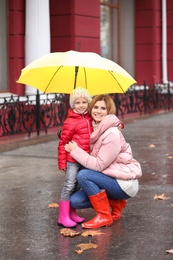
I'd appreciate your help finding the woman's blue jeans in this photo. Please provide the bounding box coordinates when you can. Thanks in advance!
[70,169,130,209]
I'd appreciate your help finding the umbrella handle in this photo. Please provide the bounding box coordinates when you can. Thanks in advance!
[74,66,79,89]
[74,41,80,89]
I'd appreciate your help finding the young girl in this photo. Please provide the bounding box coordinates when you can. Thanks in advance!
[57,87,93,227]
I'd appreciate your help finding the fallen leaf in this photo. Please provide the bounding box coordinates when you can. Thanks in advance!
[47,203,59,208]
[75,249,83,254]
[75,243,98,254]
[166,249,173,254]
[149,144,155,148]
[167,155,173,159]
[60,228,81,237]
[154,193,169,200]
[81,230,105,237]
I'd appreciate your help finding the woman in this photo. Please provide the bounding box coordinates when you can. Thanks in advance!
[65,95,142,229]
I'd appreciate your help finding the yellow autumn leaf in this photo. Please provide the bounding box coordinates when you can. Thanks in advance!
[47,203,59,208]
[75,243,98,254]
[60,228,81,237]
[81,230,105,237]
[75,249,83,254]
[166,249,173,254]
[149,144,155,148]
[154,193,169,200]
[167,155,173,159]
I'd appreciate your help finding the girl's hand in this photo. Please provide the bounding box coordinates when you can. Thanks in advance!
[64,141,78,152]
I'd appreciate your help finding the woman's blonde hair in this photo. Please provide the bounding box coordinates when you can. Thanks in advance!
[89,95,116,115]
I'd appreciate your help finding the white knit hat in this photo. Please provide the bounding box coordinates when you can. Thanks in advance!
[69,87,92,108]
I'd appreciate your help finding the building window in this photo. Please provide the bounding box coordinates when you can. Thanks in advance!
[100,0,135,77]
[0,0,8,92]
[100,0,121,63]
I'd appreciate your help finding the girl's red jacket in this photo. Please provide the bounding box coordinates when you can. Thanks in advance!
[58,109,93,170]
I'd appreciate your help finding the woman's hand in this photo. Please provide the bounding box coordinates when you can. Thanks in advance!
[64,141,78,153]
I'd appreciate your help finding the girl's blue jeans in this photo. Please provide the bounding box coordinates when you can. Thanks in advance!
[70,168,130,209]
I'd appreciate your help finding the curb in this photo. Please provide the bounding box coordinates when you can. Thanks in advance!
[0,132,58,153]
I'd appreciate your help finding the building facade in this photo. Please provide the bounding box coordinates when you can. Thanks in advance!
[0,0,173,96]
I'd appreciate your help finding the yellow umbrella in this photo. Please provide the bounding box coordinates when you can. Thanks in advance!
[17,50,137,95]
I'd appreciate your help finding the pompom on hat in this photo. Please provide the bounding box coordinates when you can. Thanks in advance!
[69,87,92,108]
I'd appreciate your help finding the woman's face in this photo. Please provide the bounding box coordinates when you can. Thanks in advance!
[91,100,108,124]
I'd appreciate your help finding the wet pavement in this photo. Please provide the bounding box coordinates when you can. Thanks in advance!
[0,112,173,260]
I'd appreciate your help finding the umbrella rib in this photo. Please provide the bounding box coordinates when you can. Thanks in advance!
[108,70,125,93]
[44,66,62,93]
[84,67,87,89]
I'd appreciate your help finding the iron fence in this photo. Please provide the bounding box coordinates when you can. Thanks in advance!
[0,93,70,137]
[0,82,173,137]
[113,82,173,117]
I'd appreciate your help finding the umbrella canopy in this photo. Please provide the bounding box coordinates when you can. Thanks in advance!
[17,50,137,95]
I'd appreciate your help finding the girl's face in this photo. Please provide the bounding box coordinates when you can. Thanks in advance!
[73,97,89,114]
[91,100,108,124]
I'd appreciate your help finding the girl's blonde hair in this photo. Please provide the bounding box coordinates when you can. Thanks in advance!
[89,95,116,115]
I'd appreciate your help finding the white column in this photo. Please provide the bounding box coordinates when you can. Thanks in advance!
[25,0,50,94]
[162,0,168,84]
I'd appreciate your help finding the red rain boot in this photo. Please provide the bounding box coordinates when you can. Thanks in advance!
[82,190,113,229]
[109,199,127,220]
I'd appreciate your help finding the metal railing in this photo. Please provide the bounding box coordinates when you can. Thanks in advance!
[0,82,173,137]
[114,82,173,117]
[0,93,70,137]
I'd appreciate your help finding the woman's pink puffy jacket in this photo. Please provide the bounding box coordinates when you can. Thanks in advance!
[70,114,142,180]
